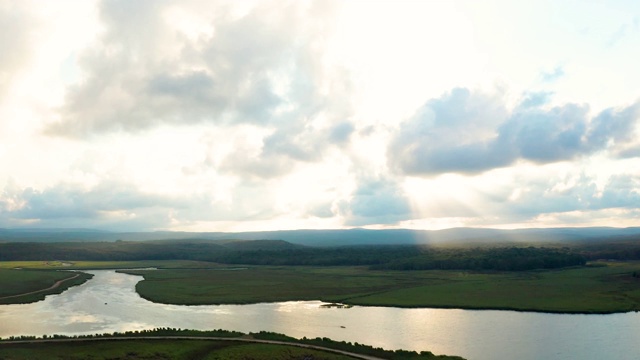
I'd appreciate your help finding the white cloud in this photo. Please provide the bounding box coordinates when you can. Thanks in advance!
[1,0,639,231]
[46,0,349,138]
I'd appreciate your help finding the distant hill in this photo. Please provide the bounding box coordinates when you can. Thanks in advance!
[2,227,640,246]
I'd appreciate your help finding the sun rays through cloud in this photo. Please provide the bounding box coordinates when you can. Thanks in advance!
[1,0,639,231]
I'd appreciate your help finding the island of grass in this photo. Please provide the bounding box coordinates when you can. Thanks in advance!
[0,328,464,360]
[120,261,640,314]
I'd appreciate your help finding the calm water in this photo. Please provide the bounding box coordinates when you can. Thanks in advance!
[1,270,639,360]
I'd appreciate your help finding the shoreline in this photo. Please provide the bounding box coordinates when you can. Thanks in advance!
[0,274,81,300]
[0,271,93,305]
[0,336,388,360]
[131,290,639,315]
[4,263,639,315]
[118,265,640,315]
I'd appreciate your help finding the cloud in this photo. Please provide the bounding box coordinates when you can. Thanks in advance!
[0,180,191,228]
[46,0,348,137]
[540,66,564,82]
[617,145,640,159]
[518,92,553,109]
[307,202,335,218]
[342,177,412,226]
[389,88,640,176]
[597,175,640,209]
[218,144,292,180]
[480,172,640,225]
[387,88,509,175]
[218,120,355,179]
[0,175,299,230]
[498,103,589,162]
[587,102,640,149]
[46,0,355,181]
[328,121,355,145]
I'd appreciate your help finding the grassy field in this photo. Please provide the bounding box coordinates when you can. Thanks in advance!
[0,269,93,305]
[0,260,224,305]
[348,262,640,313]
[0,327,464,360]
[0,339,359,360]
[123,261,640,313]
[2,259,639,313]
[0,260,225,270]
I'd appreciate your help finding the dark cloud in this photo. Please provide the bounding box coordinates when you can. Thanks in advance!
[47,0,347,137]
[389,88,640,176]
[343,177,412,226]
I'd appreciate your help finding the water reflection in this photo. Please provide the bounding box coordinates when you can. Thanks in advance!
[0,270,639,360]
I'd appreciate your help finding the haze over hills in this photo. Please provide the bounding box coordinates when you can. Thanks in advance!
[2,227,640,246]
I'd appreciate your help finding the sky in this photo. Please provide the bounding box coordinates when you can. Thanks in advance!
[1,0,639,232]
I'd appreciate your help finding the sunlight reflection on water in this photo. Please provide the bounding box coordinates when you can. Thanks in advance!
[0,270,639,360]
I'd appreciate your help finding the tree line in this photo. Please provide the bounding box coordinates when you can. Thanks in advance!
[0,240,589,271]
[368,247,586,271]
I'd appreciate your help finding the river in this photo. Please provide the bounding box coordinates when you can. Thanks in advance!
[0,270,639,360]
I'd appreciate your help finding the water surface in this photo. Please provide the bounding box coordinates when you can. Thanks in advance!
[1,270,639,360]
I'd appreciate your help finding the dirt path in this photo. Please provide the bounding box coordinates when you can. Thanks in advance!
[0,274,81,300]
[0,336,387,360]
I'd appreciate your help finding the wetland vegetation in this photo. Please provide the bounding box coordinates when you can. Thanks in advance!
[121,261,640,313]
[1,236,640,312]
[0,268,92,305]
[0,328,463,360]
[2,259,639,313]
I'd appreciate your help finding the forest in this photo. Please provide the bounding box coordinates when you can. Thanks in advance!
[0,239,595,271]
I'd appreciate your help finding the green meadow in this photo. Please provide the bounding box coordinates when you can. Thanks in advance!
[0,268,92,305]
[0,329,464,360]
[2,260,640,313]
[0,260,224,270]
[0,260,226,305]
[0,339,357,360]
[123,261,640,313]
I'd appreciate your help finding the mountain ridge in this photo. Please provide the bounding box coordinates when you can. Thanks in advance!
[2,226,640,246]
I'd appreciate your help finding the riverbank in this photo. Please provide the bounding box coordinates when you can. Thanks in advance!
[0,269,93,305]
[0,274,80,300]
[0,329,464,360]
